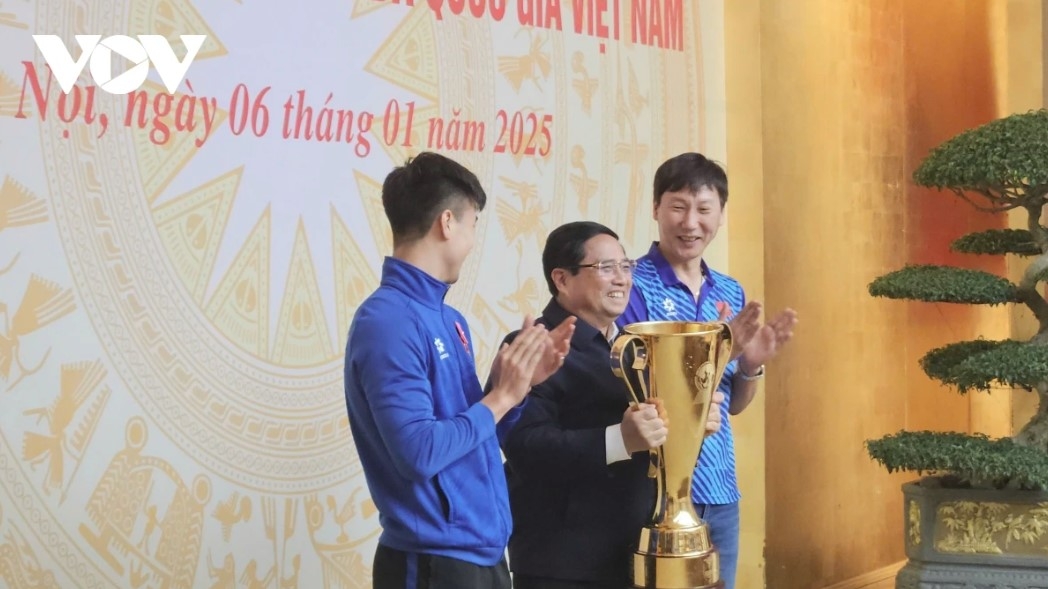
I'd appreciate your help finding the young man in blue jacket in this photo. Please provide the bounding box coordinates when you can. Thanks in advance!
[344,151,576,589]
[618,152,798,589]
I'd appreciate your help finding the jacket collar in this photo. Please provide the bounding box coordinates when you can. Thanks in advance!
[380,257,449,311]
[646,241,715,289]
[541,297,614,344]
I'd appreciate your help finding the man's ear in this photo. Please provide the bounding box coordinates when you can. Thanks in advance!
[551,268,568,293]
[436,209,454,240]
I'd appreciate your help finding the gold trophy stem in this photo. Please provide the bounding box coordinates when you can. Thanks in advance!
[611,322,733,589]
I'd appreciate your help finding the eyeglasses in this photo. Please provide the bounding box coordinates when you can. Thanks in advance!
[568,260,638,276]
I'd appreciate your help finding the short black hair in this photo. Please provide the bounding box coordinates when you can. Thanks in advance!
[381,151,487,246]
[541,221,619,296]
[652,152,728,207]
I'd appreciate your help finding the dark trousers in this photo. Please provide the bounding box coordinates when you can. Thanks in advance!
[373,544,511,589]
[512,575,627,589]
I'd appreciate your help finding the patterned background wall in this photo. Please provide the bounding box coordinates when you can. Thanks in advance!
[0,0,727,586]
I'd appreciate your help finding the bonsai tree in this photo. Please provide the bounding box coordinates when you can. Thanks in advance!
[865,109,1048,491]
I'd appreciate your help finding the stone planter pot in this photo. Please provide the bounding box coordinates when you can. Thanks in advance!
[896,478,1048,588]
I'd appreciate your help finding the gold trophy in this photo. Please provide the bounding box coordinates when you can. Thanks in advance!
[611,321,734,589]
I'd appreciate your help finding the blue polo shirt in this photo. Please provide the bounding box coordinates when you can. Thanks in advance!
[616,242,745,505]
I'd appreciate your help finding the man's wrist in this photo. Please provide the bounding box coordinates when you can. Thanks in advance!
[738,354,759,374]
[482,387,521,418]
[739,363,765,381]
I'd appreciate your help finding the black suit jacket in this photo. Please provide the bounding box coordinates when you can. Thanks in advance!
[497,299,655,585]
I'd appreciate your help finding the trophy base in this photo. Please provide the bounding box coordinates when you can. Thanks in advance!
[629,522,722,589]
[630,552,723,589]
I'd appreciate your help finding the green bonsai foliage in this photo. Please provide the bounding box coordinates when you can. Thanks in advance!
[868,265,1019,305]
[867,432,1048,490]
[865,109,1048,491]
[951,229,1040,256]
[918,339,1048,393]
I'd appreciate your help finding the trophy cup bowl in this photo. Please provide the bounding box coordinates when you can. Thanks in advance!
[610,320,734,589]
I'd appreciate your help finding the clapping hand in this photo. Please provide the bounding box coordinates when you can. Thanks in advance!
[716,301,798,371]
[530,315,576,386]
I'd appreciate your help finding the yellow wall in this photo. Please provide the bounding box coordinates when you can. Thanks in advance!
[724,1,768,587]
[752,1,1042,588]
[762,2,917,584]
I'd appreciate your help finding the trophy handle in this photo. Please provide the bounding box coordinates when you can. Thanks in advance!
[610,333,648,407]
[715,320,734,384]
[610,333,659,480]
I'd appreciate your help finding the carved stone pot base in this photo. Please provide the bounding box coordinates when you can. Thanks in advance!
[896,479,1048,589]
[897,561,1048,588]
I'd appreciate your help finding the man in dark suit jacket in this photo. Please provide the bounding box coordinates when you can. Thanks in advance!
[494,221,684,589]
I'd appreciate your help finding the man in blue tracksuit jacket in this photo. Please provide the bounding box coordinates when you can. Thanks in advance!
[344,151,576,589]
